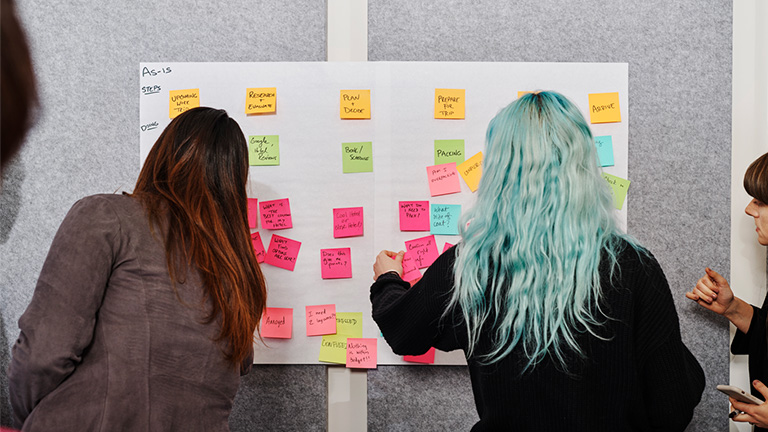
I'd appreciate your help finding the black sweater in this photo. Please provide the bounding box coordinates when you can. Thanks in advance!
[371,243,705,431]
[732,301,768,432]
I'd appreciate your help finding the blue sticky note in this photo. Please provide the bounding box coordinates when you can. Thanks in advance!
[594,136,614,167]
[430,204,461,235]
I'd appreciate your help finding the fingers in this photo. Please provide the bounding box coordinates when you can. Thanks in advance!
[754,380,768,400]
[693,277,718,303]
[706,267,728,285]
[393,250,405,265]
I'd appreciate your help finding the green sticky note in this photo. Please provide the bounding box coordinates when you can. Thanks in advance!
[434,139,465,165]
[319,334,348,364]
[342,142,373,173]
[335,312,363,338]
[602,173,630,209]
[249,135,279,166]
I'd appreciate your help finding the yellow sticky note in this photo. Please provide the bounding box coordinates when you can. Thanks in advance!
[434,89,465,119]
[602,173,630,209]
[246,87,277,114]
[319,334,348,364]
[588,92,621,124]
[169,89,200,119]
[457,152,483,192]
[517,91,533,98]
[340,90,371,119]
[335,312,363,338]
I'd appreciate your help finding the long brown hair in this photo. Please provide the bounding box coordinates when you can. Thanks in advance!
[132,107,266,366]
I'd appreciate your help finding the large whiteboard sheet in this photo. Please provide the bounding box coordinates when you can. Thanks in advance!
[139,62,628,365]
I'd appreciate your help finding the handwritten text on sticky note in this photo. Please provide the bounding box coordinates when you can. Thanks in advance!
[306,304,337,336]
[248,135,279,166]
[346,338,377,369]
[398,252,422,282]
[333,207,364,238]
[434,89,465,119]
[340,90,371,119]
[336,312,363,338]
[588,92,621,124]
[430,204,461,236]
[427,163,462,196]
[169,89,200,118]
[434,139,465,165]
[602,173,630,210]
[321,248,352,279]
[265,234,301,271]
[319,334,348,364]
[399,201,430,231]
[594,136,614,167]
[261,307,293,339]
[457,152,483,192]
[342,142,373,173]
[246,87,276,114]
[405,235,439,269]
[260,198,292,230]
[250,232,266,263]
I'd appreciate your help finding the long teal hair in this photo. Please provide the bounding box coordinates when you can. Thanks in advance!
[450,91,637,370]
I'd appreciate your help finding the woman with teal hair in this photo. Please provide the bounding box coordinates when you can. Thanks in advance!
[371,91,704,430]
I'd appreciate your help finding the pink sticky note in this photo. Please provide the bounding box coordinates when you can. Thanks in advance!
[442,242,454,253]
[404,347,436,364]
[426,163,461,196]
[399,201,430,231]
[320,248,352,279]
[260,198,293,230]
[306,304,337,336]
[265,234,301,271]
[261,307,293,339]
[405,235,439,269]
[400,251,422,282]
[333,207,364,238]
[247,198,259,228]
[251,232,266,263]
[346,338,377,369]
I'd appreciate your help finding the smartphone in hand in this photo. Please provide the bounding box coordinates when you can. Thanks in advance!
[717,384,764,405]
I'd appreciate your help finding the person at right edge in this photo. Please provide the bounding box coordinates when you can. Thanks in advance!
[687,152,768,429]
[370,91,705,431]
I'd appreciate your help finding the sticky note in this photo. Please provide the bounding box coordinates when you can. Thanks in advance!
[434,89,465,119]
[259,198,292,230]
[602,173,630,210]
[320,248,352,279]
[247,198,259,228]
[265,234,301,271]
[404,347,436,364]
[340,90,371,119]
[399,252,422,282]
[457,152,483,192]
[261,307,292,339]
[346,338,377,369]
[405,235,439,269]
[594,136,614,167]
[426,163,461,196]
[246,87,277,114]
[306,304,337,336]
[248,135,280,166]
[342,142,373,173]
[517,91,533,98]
[399,201,430,231]
[336,312,363,338]
[588,92,621,124]
[333,207,364,238]
[319,334,348,364]
[250,232,266,263]
[434,139,465,165]
[430,204,461,236]
[169,89,200,119]
[442,242,454,253]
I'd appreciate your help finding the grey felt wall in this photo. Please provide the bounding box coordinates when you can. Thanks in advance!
[1,1,732,431]
[367,0,732,431]
[0,1,327,430]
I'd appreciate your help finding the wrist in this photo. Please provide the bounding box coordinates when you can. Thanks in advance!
[723,297,749,321]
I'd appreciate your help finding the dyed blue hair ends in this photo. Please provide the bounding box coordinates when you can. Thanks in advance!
[450,91,638,370]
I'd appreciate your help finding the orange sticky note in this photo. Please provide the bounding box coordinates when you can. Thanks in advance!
[169,89,200,118]
[457,151,483,192]
[246,87,277,114]
[340,90,371,119]
[261,307,293,339]
[588,92,621,124]
[434,89,465,119]
[517,91,533,98]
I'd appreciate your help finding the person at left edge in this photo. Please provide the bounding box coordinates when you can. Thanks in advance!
[8,107,267,431]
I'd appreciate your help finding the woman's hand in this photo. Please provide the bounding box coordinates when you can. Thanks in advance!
[731,380,768,427]
[685,267,735,316]
[373,250,404,281]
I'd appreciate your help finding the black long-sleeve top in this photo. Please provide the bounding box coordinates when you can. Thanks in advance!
[732,301,768,432]
[371,242,705,431]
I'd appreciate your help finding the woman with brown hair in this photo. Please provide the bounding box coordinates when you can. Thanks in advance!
[8,107,266,431]
[688,151,768,429]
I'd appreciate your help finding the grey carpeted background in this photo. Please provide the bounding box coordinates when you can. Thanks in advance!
[1,1,731,431]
